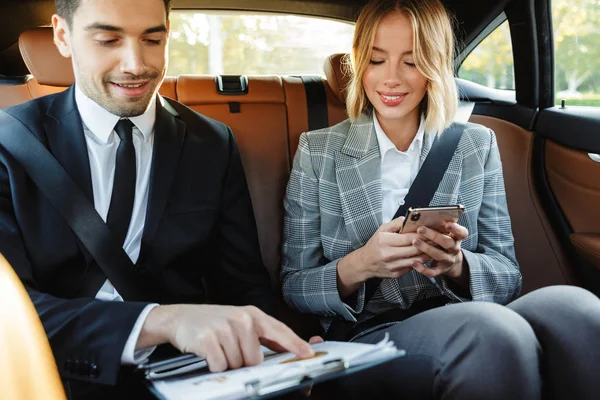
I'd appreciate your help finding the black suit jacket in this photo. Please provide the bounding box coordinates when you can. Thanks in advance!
[0,86,275,387]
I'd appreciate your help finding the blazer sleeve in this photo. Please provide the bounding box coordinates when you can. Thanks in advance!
[281,133,365,322]
[0,162,149,386]
[438,130,522,304]
[202,127,277,317]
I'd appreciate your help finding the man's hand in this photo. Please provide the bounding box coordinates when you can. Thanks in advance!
[137,304,314,372]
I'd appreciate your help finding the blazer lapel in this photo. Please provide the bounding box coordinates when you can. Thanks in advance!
[140,97,186,257]
[44,86,94,202]
[335,113,383,249]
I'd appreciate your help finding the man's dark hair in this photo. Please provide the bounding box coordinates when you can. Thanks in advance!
[55,0,172,26]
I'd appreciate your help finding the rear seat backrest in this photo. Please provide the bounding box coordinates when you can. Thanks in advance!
[319,53,578,294]
[177,75,290,285]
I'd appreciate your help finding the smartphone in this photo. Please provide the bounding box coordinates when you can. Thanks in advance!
[400,205,465,234]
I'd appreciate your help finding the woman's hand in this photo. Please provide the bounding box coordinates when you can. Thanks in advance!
[411,222,470,286]
[337,216,430,298]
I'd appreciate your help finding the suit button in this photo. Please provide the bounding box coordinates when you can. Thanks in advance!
[90,363,99,378]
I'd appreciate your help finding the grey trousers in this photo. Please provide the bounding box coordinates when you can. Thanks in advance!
[311,285,600,400]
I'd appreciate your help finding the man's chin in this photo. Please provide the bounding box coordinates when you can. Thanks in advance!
[102,96,155,118]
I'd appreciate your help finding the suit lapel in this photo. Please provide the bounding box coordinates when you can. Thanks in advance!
[140,97,186,257]
[44,86,94,202]
[335,113,382,249]
[44,86,99,291]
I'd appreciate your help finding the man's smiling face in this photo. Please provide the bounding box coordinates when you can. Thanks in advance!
[53,0,170,117]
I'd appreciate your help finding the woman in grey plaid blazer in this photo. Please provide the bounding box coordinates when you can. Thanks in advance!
[282,0,600,399]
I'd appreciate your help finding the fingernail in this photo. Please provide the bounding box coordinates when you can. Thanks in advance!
[414,239,422,246]
[412,261,419,268]
[417,226,427,234]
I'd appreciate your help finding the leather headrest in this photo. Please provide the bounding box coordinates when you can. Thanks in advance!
[323,53,351,105]
[19,27,75,87]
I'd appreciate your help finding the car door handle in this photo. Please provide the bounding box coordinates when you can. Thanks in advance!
[589,153,600,163]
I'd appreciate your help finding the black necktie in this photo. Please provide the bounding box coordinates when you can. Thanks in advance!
[106,119,136,246]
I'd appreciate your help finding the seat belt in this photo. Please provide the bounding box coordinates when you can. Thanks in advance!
[300,76,329,131]
[325,122,467,341]
[0,110,150,301]
[455,100,475,124]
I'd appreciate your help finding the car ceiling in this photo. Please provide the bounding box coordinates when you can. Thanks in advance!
[0,0,512,76]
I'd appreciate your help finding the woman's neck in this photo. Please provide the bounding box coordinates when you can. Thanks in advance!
[376,111,421,152]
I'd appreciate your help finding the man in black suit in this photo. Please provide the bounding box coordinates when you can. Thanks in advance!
[0,0,313,398]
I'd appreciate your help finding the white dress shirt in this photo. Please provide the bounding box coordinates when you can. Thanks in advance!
[75,86,158,364]
[374,113,442,291]
[374,113,425,223]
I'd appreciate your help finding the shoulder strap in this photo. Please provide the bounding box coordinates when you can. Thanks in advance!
[326,122,466,340]
[300,76,329,131]
[0,110,148,301]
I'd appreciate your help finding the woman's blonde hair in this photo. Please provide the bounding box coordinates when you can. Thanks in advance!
[345,0,458,135]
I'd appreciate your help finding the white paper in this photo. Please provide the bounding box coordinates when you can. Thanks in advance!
[150,334,403,400]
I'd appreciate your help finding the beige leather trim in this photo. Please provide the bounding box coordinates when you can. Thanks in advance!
[571,233,600,270]
[19,27,75,87]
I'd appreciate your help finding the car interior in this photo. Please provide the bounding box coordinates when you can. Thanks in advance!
[1,0,600,395]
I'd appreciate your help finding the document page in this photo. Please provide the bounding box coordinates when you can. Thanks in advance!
[150,334,402,400]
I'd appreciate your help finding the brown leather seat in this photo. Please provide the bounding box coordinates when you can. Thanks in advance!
[0,253,66,400]
[320,53,578,294]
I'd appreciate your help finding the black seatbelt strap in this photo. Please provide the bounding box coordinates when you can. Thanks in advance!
[325,122,466,341]
[0,110,148,301]
[300,76,329,131]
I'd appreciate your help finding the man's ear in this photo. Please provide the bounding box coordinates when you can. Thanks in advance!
[52,14,72,58]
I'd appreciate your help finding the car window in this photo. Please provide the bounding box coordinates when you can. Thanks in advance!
[552,0,600,107]
[167,12,354,76]
[458,21,515,91]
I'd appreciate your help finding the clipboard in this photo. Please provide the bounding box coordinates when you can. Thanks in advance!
[141,335,406,400]
[244,350,406,399]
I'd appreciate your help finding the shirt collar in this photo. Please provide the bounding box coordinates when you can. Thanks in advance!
[75,85,156,143]
[373,112,425,159]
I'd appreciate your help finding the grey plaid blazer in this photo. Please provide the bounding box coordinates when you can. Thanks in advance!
[281,113,522,331]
